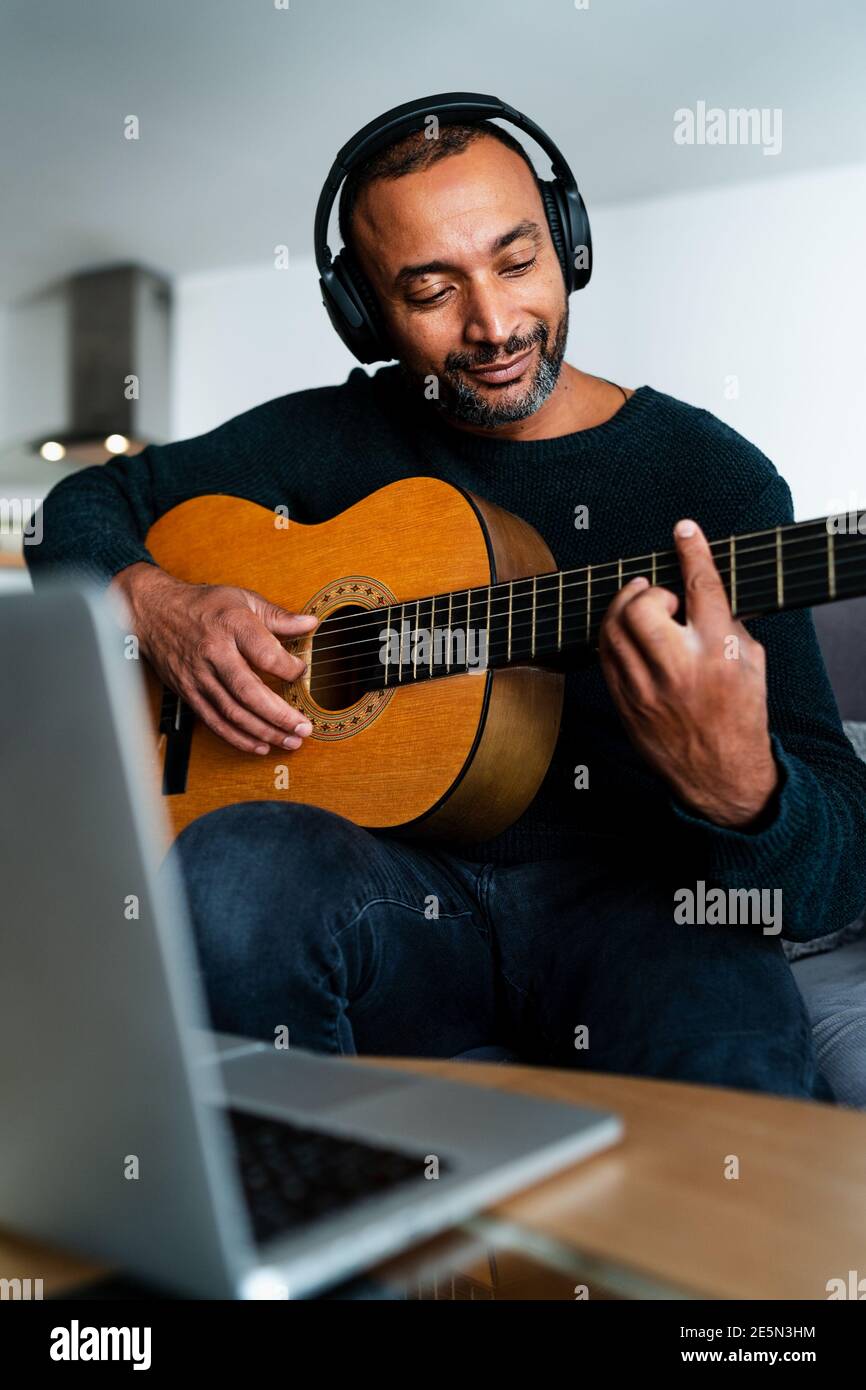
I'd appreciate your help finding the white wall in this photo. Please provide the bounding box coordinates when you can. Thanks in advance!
[2,284,68,444]
[172,262,358,441]
[171,160,866,521]
[0,306,7,440]
[573,160,866,521]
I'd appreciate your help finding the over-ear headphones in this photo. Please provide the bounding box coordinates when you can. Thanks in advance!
[314,91,592,364]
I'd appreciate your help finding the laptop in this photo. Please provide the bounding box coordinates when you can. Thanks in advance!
[0,583,623,1299]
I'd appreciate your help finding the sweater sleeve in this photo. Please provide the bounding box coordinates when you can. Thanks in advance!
[668,470,866,942]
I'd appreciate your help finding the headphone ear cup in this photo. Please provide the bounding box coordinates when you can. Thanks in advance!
[539,181,572,292]
[337,246,394,363]
[569,188,592,291]
[539,180,592,293]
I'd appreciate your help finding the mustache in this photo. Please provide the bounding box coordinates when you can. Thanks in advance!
[445,323,548,373]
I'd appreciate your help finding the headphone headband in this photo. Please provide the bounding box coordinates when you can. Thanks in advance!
[314,90,592,363]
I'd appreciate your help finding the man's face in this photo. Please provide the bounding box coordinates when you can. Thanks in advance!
[350,136,569,429]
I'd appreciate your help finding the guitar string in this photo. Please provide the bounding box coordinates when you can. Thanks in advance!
[293,528,863,659]
[290,556,866,704]
[301,516,860,637]
[298,542,866,673]
[301,553,866,689]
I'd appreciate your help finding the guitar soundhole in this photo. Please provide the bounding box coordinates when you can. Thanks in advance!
[308,604,384,712]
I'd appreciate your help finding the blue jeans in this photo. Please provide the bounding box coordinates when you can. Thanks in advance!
[165,801,834,1101]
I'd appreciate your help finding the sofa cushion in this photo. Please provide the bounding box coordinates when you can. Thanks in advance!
[790,934,866,1108]
[842,719,866,762]
[782,721,866,963]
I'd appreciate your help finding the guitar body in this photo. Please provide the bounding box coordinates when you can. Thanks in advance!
[144,476,565,845]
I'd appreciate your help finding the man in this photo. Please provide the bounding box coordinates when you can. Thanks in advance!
[27,110,866,1100]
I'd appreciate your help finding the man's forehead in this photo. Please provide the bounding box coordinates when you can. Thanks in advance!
[352,138,544,269]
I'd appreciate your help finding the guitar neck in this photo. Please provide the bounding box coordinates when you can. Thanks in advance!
[375,514,866,681]
[317,514,866,690]
[472,512,866,670]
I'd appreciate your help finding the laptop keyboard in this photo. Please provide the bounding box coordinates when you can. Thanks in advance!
[227,1107,446,1244]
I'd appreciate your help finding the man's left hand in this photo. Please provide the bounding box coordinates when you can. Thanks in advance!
[598,518,779,828]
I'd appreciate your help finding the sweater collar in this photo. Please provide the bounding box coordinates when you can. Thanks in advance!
[377,365,658,464]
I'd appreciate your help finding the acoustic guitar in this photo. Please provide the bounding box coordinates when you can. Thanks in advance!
[143,476,866,844]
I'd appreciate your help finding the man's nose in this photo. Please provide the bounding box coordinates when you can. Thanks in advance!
[462,277,522,349]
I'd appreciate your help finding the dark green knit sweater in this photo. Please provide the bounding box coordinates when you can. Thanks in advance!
[26,366,866,941]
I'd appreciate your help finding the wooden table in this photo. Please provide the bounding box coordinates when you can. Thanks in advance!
[3,1058,865,1300]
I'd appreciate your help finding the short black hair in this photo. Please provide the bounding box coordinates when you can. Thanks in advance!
[337,118,539,254]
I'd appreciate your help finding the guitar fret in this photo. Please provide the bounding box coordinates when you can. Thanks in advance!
[775,520,827,614]
[468,587,484,674]
[729,536,737,617]
[531,576,537,657]
[413,598,420,678]
[460,588,471,672]
[530,573,558,662]
[507,580,513,662]
[399,602,406,681]
[429,595,435,676]
[586,565,592,644]
[557,571,563,651]
[446,594,452,672]
[776,527,784,607]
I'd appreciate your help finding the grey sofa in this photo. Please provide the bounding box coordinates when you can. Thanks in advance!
[455,596,866,1109]
[786,598,866,1107]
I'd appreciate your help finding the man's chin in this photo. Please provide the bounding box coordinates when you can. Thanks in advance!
[449,387,540,427]
[436,361,560,429]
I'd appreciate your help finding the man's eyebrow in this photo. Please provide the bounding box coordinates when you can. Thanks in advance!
[393,220,544,289]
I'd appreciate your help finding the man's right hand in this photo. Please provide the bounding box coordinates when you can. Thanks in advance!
[113,562,318,755]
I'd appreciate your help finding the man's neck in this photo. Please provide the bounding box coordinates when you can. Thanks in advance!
[441,363,633,443]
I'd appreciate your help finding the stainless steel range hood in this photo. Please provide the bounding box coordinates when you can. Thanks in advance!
[35,262,172,466]
[0,262,173,566]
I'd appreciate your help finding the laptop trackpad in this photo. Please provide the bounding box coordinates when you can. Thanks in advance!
[219,1050,418,1117]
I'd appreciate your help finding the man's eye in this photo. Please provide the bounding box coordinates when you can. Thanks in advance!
[409,256,537,307]
[411,288,451,306]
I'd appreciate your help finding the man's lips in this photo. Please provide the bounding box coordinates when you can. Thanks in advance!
[466,346,535,384]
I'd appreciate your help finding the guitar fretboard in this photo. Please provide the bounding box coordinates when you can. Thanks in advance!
[307,513,866,698]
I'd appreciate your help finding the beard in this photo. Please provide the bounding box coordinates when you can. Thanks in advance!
[398,301,570,430]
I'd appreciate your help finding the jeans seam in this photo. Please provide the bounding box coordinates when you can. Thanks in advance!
[317,924,352,1057]
[419,851,493,943]
[334,898,473,938]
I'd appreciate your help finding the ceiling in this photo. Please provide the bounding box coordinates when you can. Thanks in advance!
[1,0,865,303]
